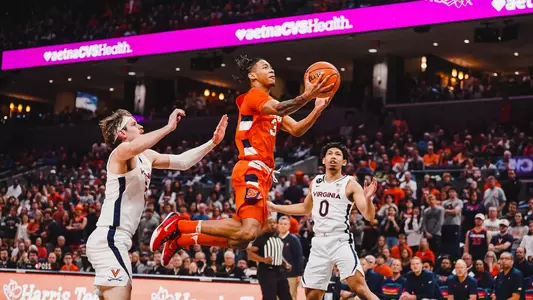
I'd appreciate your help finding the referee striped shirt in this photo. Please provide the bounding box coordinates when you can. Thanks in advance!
[252,232,284,266]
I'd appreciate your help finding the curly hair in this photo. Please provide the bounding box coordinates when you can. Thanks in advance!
[233,54,263,83]
[99,109,132,148]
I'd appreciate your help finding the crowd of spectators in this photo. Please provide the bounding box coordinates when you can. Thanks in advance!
[0,0,413,51]
[400,72,533,104]
[0,117,533,298]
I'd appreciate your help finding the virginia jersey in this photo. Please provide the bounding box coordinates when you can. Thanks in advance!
[311,175,354,236]
[235,88,282,169]
[96,149,152,237]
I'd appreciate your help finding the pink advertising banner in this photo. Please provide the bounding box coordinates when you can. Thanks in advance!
[2,0,533,70]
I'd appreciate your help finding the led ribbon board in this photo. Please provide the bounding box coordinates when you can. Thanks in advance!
[2,0,532,70]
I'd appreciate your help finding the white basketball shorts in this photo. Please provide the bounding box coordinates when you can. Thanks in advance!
[86,227,133,288]
[302,233,364,291]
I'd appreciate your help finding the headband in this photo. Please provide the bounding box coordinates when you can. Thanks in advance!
[114,116,134,142]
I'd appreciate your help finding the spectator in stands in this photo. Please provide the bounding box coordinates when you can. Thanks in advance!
[509,212,528,251]
[446,259,477,300]
[422,194,444,254]
[414,238,435,265]
[284,174,303,204]
[381,207,402,248]
[483,176,506,212]
[391,234,413,260]
[401,256,442,300]
[3,206,20,246]
[15,214,30,242]
[493,252,523,300]
[60,252,79,272]
[194,251,215,277]
[138,208,158,245]
[42,252,59,271]
[168,254,188,276]
[217,250,245,279]
[381,259,406,300]
[131,251,148,274]
[399,249,412,275]
[422,260,434,273]
[383,178,405,206]
[422,146,439,168]
[192,203,210,221]
[525,197,533,224]
[484,251,500,277]
[464,213,490,262]
[67,205,87,246]
[503,201,518,223]
[56,236,70,256]
[6,180,22,199]
[374,254,393,278]
[462,190,483,233]
[473,260,493,291]
[514,247,533,278]
[520,222,533,260]
[0,248,15,268]
[400,172,417,200]
[435,256,453,285]
[278,216,303,300]
[148,251,167,275]
[502,170,522,207]
[441,187,463,257]
[489,219,513,257]
[359,257,384,298]
[484,206,500,236]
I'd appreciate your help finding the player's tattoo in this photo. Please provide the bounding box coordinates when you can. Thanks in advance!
[275,95,307,116]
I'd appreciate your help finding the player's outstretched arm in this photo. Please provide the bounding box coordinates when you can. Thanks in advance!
[349,177,377,222]
[114,109,185,161]
[281,96,332,137]
[268,185,313,216]
[261,73,334,116]
[148,115,228,170]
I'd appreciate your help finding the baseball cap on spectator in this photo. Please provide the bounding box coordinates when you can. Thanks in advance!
[75,204,84,211]
[475,213,485,221]
[499,219,510,227]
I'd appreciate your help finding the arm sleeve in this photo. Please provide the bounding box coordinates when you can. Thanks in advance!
[242,89,270,114]
[168,140,215,170]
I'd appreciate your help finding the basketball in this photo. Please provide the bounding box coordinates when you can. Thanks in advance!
[304,61,341,97]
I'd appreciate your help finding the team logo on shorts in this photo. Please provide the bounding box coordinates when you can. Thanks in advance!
[107,268,123,282]
[245,188,263,202]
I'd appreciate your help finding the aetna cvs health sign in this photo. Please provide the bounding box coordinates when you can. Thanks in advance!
[3,0,533,70]
[491,0,533,12]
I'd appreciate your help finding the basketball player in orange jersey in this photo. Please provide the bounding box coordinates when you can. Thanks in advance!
[151,55,335,264]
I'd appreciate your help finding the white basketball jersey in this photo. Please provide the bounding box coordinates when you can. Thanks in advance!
[311,175,354,236]
[97,149,152,237]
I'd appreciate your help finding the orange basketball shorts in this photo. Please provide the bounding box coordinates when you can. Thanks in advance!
[231,160,273,226]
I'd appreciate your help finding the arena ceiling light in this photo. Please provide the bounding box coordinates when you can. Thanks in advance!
[493,73,498,77]
[515,71,520,75]
[340,68,346,72]
[175,67,181,71]
[87,76,91,80]
[464,39,470,44]
[221,63,226,67]
[67,78,72,82]
[49,80,53,84]
[128,72,136,76]
[286,57,292,61]
[433,42,439,47]
[368,49,378,53]
[514,52,519,57]
[109,88,114,91]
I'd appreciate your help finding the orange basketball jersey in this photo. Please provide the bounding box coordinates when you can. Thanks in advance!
[235,87,282,169]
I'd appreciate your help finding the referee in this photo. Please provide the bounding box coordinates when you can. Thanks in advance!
[248,216,292,300]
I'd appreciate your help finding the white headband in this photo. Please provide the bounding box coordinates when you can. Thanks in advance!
[114,116,134,142]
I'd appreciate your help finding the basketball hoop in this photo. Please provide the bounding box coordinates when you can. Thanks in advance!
[426,0,473,8]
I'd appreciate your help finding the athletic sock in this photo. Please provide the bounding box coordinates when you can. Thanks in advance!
[177,220,199,234]
[177,233,228,248]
